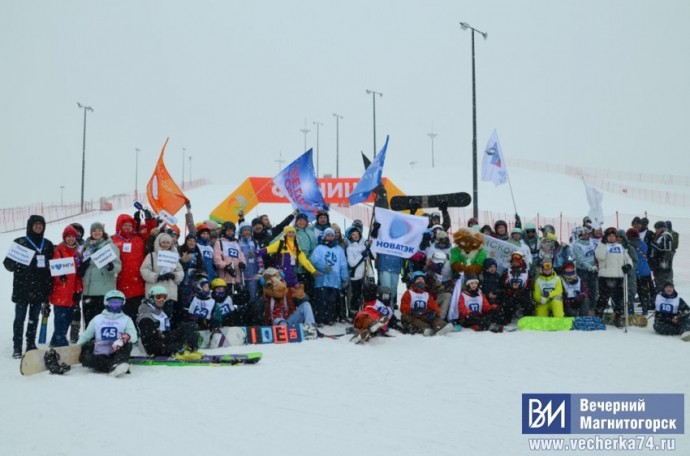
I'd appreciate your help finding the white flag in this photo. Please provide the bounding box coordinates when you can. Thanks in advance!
[370,208,429,259]
[583,180,604,229]
[481,129,508,186]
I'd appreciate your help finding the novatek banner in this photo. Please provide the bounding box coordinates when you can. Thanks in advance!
[369,208,428,259]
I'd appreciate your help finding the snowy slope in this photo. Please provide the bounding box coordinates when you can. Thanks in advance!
[2,177,690,456]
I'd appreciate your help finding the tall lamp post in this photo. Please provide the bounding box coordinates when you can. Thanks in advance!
[459,21,487,219]
[333,113,343,177]
[77,102,93,213]
[365,89,383,157]
[135,148,140,199]
[427,130,438,168]
[313,121,323,177]
[276,151,285,171]
[300,119,310,152]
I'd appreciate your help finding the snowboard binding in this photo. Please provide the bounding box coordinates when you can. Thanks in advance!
[44,349,71,375]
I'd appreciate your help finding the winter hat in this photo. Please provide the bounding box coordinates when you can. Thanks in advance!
[90,222,105,233]
[221,221,236,232]
[239,223,252,235]
[185,233,196,242]
[251,217,263,227]
[71,223,85,238]
[156,233,173,248]
[331,223,342,235]
[196,223,211,236]
[483,257,497,271]
[626,228,639,239]
[352,219,364,229]
[323,228,336,237]
[464,273,480,286]
[62,225,79,240]
[347,225,362,240]
[316,210,330,222]
[295,213,309,223]
[494,220,508,231]
[511,227,523,236]
[666,221,673,230]
[640,217,649,228]
[480,224,493,234]
[467,217,479,227]
[631,216,642,226]
[436,230,449,240]
[654,221,666,230]
[617,229,627,240]
[283,225,296,235]
[203,220,218,231]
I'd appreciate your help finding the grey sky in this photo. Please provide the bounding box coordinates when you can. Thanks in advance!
[1,0,689,208]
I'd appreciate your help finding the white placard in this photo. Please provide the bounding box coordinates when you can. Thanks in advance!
[157,250,180,269]
[6,242,36,266]
[49,257,76,277]
[159,210,178,226]
[91,245,117,269]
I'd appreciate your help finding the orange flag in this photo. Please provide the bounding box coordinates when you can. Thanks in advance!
[146,138,189,216]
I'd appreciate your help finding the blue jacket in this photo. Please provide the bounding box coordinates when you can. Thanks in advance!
[238,236,262,280]
[310,243,348,289]
[630,239,651,278]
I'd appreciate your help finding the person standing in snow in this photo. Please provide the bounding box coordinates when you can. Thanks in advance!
[310,228,349,325]
[111,214,148,320]
[571,226,598,305]
[594,227,633,326]
[649,221,674,293]
[139,232,184,328]
[626,228,653,314]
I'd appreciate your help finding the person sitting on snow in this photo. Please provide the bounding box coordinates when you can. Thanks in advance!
[453,273,502,332]
[352,282,392,343]
[400,271,453,336]
[532,259,565,318]
[497,252,533,324]
[560,261,590,317]
[261,268,316,327]
[137,285,200,358]
[77,290,138,377]
[653,282,690,341]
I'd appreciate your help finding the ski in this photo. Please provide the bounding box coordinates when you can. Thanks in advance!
[390,192,472,212]
[129,352,262,367]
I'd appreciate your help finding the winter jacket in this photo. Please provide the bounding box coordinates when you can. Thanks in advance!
[346,239,369,280]
[136,300,175,355]
[295,225,318,271]
[457,289,495,322]
[532,273,564,304]
[178,242,204,287]
[595,241,633,279]
[480,259,503,304]
[649,230,674,272]
[629,239,651,278]
[653,289,689,332]
[48,242,83,307]
[400,288,441,317]
[195,237,217,281]
[140,233,184,300]
[310,243,349,289]
[111,214,147,298]
[237,235,263,281]
[3,215,54,304]
[81,236,121,296]
[213,235,247,285]
[258,237,316,287]
[571,238,597,271]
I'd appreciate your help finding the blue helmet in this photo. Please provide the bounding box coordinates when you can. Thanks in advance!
[410,271,426,281]
[104,289,126,313]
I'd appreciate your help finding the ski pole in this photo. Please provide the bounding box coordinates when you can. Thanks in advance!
[623,274,629,333]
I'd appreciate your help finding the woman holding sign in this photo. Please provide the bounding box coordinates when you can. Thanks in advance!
[79,222,121,327]
[3,215,55,358]
[140,232,184,328]
[47,225,83,347]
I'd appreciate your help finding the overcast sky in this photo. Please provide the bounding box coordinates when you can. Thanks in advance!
[1,0,689,208]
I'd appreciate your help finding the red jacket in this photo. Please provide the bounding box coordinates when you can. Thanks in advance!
[400,288,441,317]
[49,243,83,307]
[457,289,496,321]
[111,214,147,298]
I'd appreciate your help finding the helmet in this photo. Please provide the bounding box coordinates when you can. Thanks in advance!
[410,270,426,281]
[511,227,523,236]
[149,285,168,298]
[430,224,444,232]
[211,278,228,289]
[539,258,554,275]
[196,278,210,299]
[510,251,524,261]
[562,261,577,282]
[436,230,449,240]
[494,220,508,231]
[211,278,227,300]
[524,222,537,234]
[104,290,126,313]
[431,252,447,264]
[222,221,236,232]
[541,224,556,235]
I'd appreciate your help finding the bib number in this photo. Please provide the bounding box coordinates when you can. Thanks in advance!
[100,327,118,340]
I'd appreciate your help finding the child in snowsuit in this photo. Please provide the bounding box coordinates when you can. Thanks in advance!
[454,274,501,332]
[77,290,138,377]
[533,259,565,318]
[653,282,690,341]
[560,261,590,317]
[497,252,533,324]
[352,282,392,342]
[401,271,453,336]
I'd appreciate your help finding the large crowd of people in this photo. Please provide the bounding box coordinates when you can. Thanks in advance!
[4,203,688,372]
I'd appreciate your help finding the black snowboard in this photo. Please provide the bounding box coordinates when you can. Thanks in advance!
[390,192,472,212]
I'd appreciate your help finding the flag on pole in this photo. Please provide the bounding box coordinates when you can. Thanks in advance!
[582,179,604,229]
[273,149,328,222]
[146,138,189,216]
[369,207,428,259]
[481,129,508,186]
[349,135,389,206]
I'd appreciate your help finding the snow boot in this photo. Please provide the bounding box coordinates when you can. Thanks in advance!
[423,328,434,337]
[12,346,22,359]
[44,349,71,375]
[175,348,203,361]
[681,331,690,342]
[434,323,453,336]
[488,322,503,333]
[109,362,130,377]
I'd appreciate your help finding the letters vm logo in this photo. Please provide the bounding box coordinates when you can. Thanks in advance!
[522,394,571,434]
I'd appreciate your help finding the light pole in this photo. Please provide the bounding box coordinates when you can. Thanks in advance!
[135,148,140,199]
[60,186,65,206]
[77,102,93,213]
[181,147,186,190]
[427,130,438,168]
[299,119,310,152]
[459,21,487,219]
[410,161,418,169]
[333,113,343,177]
[365,89,383,157]
[313,121,323,177]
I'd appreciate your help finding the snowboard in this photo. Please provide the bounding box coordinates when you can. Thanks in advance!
[390,192,472,212]
[198,324,318,348]
[129,352,262,367]
[21,344,83,376]
[602,313,648,328]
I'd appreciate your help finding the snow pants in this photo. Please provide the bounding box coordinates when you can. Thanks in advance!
[13,301,41,352]
[50,305,75,348]
[596,277,624,315]
[401,313,447,333]
[314,287,339,325]
[535,297,564,318]
[80,341,132,373]
[653,315,690,336]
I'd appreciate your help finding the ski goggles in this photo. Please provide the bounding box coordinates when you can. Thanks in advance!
[105,298,125,311]
[153,294,168,301]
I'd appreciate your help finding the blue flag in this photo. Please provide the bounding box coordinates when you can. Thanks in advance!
[348,135,389,206]
[273,149,328,222]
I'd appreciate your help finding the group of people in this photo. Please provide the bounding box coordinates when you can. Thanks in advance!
[4,204,688,372]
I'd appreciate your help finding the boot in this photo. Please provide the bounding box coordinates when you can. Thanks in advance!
[434,323,454,336]
[12,346,22,359]
[109,362,131,377]
[44,349,71,375]
[488,322,503,333]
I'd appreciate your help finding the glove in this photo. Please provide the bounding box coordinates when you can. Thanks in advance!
[542,290,550,298]
[409,202,420,215]
[238,262,246,271]
[312,270,323,277]
[134,211,142,225]
[292,209,300,216]
[185,201,192,210]
[438,201,448,212]
[225,265,237,277]
[238,209,244,218]
[420,232,432,250]
[73,293,81,304]
[41,303,51,318]
[112,333,131,351]
[515,213,522,228]
[60,275,68,283]
[364,239,371,248]
[371,222,381,238]
[144,209,153,220]
[106,262,114,271]
[621,264,632,274]
[424,312,436,322]
[158,272,176,281]
[540,297,548,305]
[589,265,598,272]
[181,253,194,263]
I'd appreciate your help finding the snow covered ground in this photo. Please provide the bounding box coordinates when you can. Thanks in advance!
[2,172,689,456]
